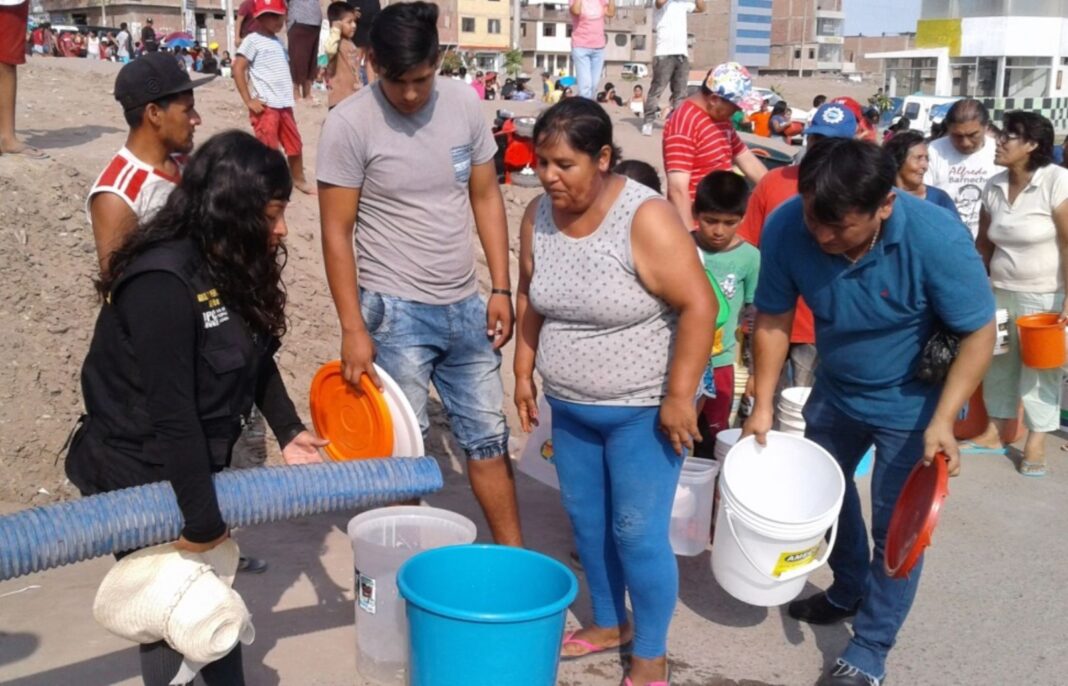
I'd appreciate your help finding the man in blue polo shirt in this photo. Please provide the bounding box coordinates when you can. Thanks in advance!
[744,138,995,686]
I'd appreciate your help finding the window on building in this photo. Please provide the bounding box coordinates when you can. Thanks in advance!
[631,34,646,51]
[543,22,556,37]
[462,16,475,32]
[488,19,501,33]
[536,54,544,69]
[614,33,627,47]
[565,24,573,37]
[1003,56,1052,98]
[521,22,527,37]
[794,48,801,59]
[808,48,815,59]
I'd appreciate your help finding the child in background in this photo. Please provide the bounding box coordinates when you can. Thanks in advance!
[693,171,760,442]
[629,84,644,118]
[233,0,315,194]
[614,159,661,194]
[324,1,360,110]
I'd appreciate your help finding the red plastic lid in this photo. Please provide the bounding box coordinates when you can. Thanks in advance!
[309,361,394,462]
[885,454,949,578]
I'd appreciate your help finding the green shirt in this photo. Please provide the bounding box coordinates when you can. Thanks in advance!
[699,240,761,367]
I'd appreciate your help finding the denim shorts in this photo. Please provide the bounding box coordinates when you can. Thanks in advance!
[360,289,509,460]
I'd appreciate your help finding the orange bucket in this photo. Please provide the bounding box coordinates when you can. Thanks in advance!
[1016,313,1066,369]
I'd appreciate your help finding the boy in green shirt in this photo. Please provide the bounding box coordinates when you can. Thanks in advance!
[694,171,761,440]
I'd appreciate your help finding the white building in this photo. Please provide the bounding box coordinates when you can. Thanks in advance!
[867,0,1068,128]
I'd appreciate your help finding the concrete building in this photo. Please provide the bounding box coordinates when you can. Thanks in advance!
[842,32,914,77]
[866,0,1068,129]
[767,0,845,73]
[457,0,510,70]
[517,0,653,80]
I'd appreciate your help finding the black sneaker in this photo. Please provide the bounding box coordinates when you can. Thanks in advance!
[817,659,881,686]
[788,592,859,625]
[238,556,269,574]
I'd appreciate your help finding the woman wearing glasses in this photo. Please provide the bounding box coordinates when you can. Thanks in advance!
[977,111,1068,477]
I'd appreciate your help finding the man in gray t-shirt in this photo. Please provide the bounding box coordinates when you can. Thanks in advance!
[317,1,521,546]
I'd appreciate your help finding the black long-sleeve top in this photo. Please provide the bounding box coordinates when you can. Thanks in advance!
[115,271,306,542]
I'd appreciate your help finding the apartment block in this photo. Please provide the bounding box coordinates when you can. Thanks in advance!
[767,0,845,73]
[457,0,510,70]
[842,33,914,76]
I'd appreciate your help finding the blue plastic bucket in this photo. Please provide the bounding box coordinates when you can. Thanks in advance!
[397,544,578,686]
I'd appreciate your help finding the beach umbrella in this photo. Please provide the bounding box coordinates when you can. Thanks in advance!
[165,37,196,49]
[162,31,195,45]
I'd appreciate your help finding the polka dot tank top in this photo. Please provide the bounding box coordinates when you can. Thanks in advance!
[529,178,678,406]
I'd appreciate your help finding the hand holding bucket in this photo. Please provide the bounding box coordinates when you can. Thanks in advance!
[1016,313,1067,369]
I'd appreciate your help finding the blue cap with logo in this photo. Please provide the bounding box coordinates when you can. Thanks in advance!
[803,103,858,139]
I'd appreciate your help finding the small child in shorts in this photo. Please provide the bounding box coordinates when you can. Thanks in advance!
[325,1,361,110]
[233,0,314,194]
[693,171,761,441]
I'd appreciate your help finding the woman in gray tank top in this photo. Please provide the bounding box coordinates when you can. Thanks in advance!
[513,99,718,686]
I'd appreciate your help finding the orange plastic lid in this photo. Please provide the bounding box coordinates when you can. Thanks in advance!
[309,361,394,461]
[885,454,949,578]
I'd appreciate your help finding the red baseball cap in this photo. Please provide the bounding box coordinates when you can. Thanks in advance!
[253,0,286,17]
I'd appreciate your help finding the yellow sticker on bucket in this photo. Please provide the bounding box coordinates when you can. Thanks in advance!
[772,545,821,577]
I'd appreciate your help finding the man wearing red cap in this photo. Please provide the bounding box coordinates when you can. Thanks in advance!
[233,0,314,194]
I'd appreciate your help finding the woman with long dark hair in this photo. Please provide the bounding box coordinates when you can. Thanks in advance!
[66,130,325,685]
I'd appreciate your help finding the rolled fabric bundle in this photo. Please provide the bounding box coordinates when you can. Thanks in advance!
[93,539,255,685]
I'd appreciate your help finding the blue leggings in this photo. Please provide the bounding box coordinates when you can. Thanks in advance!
[548,397,683,659]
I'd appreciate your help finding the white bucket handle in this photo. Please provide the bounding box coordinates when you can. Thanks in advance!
[722,504,839,583]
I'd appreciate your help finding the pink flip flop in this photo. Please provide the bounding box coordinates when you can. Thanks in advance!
[623,663,671,686]
[560,630,632,663]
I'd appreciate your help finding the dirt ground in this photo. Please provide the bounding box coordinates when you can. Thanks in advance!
[0,57,875,506]
[2,57,1068,686]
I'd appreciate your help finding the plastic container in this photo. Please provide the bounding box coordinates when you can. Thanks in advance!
[671,458,719,556]
[1017,313,1066,369]
[711,432,844,606]
[715,428,742,461]
[397,545,578,686]
[348,507,477,685]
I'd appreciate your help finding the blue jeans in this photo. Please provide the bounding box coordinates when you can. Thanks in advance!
[571,46,605,100]
[360,289,509,460]
[803,386,926,681]
[547,397,682,659]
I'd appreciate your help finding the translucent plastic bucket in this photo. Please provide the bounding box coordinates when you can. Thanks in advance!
[398,545,578,686]
[671,458,719,556]
[347,507,477,684]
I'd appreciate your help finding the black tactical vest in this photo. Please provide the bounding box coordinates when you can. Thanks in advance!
[67,239,276,491]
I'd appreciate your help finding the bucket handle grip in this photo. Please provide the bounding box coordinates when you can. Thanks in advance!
[722,504,839,583]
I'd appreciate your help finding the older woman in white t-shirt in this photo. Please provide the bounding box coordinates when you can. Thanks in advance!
[977,111,1068,476]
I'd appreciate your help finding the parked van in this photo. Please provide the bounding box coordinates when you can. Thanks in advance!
[621,63,649,80]
[901,95,959,135]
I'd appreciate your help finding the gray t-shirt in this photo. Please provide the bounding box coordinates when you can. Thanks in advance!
[317,78,498,305]
[287,0,322,26]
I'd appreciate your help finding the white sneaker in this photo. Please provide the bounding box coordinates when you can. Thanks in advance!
[641,123,653,136]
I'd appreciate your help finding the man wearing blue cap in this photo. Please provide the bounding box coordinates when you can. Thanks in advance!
[744,138,995,686]
[737,102,860,392]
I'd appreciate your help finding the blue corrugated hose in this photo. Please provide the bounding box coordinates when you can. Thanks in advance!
[0,458,443,581]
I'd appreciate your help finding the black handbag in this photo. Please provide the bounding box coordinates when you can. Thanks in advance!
[916,328,960,384]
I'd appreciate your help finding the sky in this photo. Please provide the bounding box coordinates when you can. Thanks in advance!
[843,0,923,36]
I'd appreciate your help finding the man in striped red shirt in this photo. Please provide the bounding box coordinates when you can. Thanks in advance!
[87,53,211,274]
[663,62,767,227]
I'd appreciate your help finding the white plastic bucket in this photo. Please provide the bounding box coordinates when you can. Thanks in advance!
[714,428,742,461]
[348,507,478,684]
[711,432,844,607]
[671,458,719,556]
